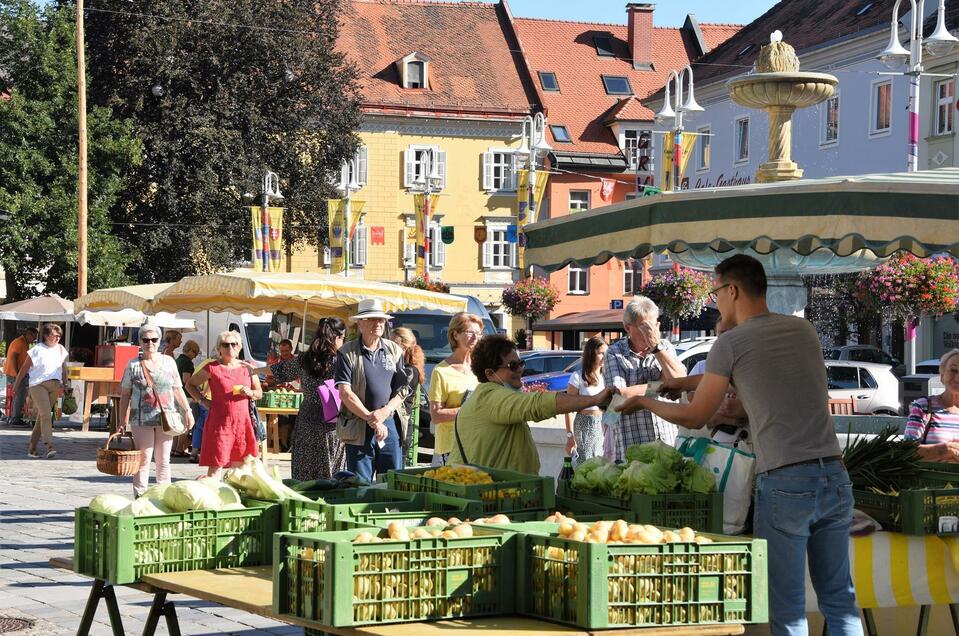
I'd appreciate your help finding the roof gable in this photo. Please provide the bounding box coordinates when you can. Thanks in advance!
[338,0,536,117]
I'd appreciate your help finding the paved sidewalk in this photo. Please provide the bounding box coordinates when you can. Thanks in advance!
[0,419,299,636]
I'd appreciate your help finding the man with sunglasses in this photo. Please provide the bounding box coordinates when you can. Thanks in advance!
[602,295,687,461]
[448,335,613,474]
[617,255,861,636]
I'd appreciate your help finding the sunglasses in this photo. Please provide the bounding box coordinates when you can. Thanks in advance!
[498,359,526,372]
[220,342,241,348]
[140,337,160,343]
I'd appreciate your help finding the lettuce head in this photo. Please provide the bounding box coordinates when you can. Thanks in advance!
[625,440,683,465]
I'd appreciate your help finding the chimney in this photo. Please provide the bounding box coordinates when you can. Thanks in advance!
[627,3,655,71]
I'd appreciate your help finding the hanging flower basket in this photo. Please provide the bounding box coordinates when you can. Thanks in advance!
[403,276,451,294]
[640,267,713,320]
[502,277,560,321]
[858,254,959,321]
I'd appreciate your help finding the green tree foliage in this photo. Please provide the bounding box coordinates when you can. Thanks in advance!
[0,0,140,300]
[84,0,361,281]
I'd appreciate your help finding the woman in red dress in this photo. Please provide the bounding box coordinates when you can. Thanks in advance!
[186,331,262,478]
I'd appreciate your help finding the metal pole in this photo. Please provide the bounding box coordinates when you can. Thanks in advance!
[343,184,351,278]
[904,1,923,374]
[76,0,88,297]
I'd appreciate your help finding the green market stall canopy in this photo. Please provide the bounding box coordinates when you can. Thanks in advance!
[524,168,959,273]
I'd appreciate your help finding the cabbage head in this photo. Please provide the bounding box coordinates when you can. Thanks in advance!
[140,483,171,501]
[196,477,242,507]
[89,494,132,515]
[613,460,678,496]
[586,462,624,495]
[125,497,172,517]
[163,480,222,512]
[680,460,718,494]
[625,440,682,465]
[570,456,609,493]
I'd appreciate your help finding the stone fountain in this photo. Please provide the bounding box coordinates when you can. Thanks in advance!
[728,31,838,183]
[670,34,877,315]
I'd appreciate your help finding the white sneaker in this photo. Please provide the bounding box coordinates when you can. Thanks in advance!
[27,450,41,459]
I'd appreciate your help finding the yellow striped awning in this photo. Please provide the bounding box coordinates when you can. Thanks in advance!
[149,270,468,317]
[73,283,174,313]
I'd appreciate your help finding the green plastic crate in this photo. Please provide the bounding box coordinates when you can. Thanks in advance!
[497,521,767,629]
[74,504,280,585]
[273,526,517,627]
[557,481,723,533]
[386,465,555,514]
[257,391,302,409]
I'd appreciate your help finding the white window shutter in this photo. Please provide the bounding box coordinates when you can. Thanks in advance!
[482,152,494,190]
[482,235,492,268]
[510,241,518,268]
[510,153,519,190]
[357,147,368,185]
[433,226,446,267]
[403,229,414,268]
[353,225,368,266]
[437,150,447,188]
[403,149,414,188]
[321,246,331,267]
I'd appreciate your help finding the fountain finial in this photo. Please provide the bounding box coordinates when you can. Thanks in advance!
[754,32,800,73]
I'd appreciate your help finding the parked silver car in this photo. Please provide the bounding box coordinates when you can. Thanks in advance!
[825,345,905,377]
[824,360,901,415]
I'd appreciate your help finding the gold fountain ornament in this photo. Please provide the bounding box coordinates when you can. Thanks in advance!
[727,31,838,182]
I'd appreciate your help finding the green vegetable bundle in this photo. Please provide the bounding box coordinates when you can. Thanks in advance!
[569,441,716,497]
[842,427,921,492]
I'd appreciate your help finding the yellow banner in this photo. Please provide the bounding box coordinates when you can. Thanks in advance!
[327,199,346,275]
[251,206,284,272]
[413,193,439,279]
[516,169,549,269]
[660,132,698,191]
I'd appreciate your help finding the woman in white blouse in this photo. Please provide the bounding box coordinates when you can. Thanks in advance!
[13,323,68,459]
[564,336,608,465]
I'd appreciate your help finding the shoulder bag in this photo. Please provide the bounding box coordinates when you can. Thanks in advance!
[141,358,187,435]
[453,413,470,465]
[248,367,267,442]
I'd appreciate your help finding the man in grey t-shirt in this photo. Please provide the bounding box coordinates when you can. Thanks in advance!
[617,255,861,636]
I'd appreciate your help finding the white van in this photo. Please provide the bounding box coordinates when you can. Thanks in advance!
[173,312,271,366]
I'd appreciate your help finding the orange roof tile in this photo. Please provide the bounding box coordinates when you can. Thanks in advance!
[339,0,537,117]
[512,16,742,154]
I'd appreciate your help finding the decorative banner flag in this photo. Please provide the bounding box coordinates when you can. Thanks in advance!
[414,193,440,280]
[659,132,697,191]
[250,206,284,272]
[505,224,518,244]
[516,169,530,224]
[515,169,549,269]
[370,226,385,246]
[348,201,365,247]
[441,225,454,245]
[474,226,488,244]
[327,199,346,275]
[599,178,615,203]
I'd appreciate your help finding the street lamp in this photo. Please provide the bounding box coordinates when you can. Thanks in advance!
[518,112,551,228]
[335,159,361,277]
[654,65,703,191]
[877,0,958,171]
[257,171,284,272]
[876,0,957,375]
[409,150,442,281]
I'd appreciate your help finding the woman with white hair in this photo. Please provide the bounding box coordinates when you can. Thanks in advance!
[905,349,959,462]
[187,330,263,478]
[118,325,194,496]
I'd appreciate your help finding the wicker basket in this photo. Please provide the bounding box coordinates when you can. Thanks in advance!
[96,432,143,477]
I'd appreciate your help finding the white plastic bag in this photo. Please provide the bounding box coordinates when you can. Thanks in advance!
[677,435,755,535]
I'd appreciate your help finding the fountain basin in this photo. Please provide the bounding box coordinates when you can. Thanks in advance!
[727,72,838,109]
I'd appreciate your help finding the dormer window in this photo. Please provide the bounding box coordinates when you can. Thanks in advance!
[397,52,432,90]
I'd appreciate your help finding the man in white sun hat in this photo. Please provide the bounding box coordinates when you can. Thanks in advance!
[334,299,411,482]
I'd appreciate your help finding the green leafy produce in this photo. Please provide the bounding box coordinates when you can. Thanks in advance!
[163,480,222,512]
[842,427,921,492]
[679,460,718,494]
[625,440,683,465]
[89,494,132,515]
[140,483,172,501]
[587,462,625,494]
[197,477,243,508]
[225,456,313,502]
[125,496,172,517]
[570,457,610,493]
[613,460,678,496]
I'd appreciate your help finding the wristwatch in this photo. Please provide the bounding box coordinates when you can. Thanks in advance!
[649,340,665,354]
[566,431,574,439]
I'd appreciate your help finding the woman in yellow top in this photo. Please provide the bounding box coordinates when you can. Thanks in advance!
[450,335,613,475]
[428,312,483,466]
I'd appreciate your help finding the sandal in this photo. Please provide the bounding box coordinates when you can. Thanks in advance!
[170,451,189,458]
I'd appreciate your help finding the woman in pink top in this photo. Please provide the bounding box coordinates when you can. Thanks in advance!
[186,331,262,478]
[905,349,959,462]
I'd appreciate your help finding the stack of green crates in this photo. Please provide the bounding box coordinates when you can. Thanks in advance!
[273,526,517,627]
[852,461,959,535]
[386,466,555,514]
[74,504,280,584]
[556,480,723,533]
[484,521,767,629]
[257,391,303,409]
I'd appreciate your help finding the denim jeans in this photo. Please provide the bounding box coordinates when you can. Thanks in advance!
[754,459,863,636]
[345,416,403,483]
